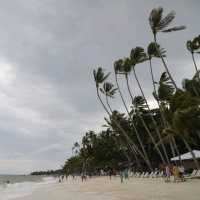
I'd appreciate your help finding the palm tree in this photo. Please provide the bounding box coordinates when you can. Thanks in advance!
[156,72,182,163]
[132,95,167,165]
[165,88,200,169]
[149,7,186,90]
[182,71,200,97]
[186,35,200,73]
[93,67,146,165]
[130,47,169,164]
[72,142,80,155]
[114,59,153,170]
[100,81,148,168]
[100,82,118,113]
[114,59,130,114]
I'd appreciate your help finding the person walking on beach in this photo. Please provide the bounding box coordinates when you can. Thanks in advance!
[108,168,112,180]
[165,165,171,182]
[179,165,185,182]
[120,170,124,183]
[172,165,180,182]
[124,168,129,180]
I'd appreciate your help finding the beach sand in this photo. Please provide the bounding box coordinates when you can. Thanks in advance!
[18,176,200,200]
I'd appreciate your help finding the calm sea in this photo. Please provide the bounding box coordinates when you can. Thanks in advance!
[0,175,57,200]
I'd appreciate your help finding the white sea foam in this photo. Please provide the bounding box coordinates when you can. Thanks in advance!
[0,176,57,200]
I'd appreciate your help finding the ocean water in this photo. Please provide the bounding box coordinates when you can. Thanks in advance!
[0,175,57,200]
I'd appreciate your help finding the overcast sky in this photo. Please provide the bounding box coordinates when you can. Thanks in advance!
[0,0,199,174]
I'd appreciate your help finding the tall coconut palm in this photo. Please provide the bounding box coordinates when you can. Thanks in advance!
[93,67,146,164]
[163,126,200,170]
[147,42,166,103]
[100,82,118,113]
[114,59,153,170]
[165,88,200,169]
[130,47,169,164]
[182,71,200,97]
[133,95,167,164]
[147,42,168,126]
[157,72,182,163]
[114,59,130,114]
[186,35,200,73]
[149,7,186,90]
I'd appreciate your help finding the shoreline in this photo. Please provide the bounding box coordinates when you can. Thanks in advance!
[15,176,200,200]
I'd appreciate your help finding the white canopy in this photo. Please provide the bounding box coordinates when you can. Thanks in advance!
[171,150,200,161]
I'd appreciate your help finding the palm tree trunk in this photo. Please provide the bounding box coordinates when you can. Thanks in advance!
[95,87,145,162]
[125,74,153,170]
[106,98,141,168]
[114,72,129,113]
[105,95,113,113]
[149,59,166,127]
[182,137,200,169]
[149,59,180,164]
[113,135,131,163]
[172,136,183,165]
[133,67,169,164]
[154,34,178,90]
[114,72,152,170]
[191,52,198,73]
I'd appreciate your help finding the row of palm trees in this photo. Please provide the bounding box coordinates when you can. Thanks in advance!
[93,7,200,170]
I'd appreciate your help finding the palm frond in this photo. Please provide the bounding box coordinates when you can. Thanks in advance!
[130,47,148,64]
[147,42,166,58]
[114,59,124,73]
[149,7,185,35]
[158,11,176,30]
[162,25,186,32]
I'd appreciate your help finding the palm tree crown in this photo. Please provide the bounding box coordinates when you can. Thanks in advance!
[149,7,186,37]
[100,82,118,98]
[93,67,110,88]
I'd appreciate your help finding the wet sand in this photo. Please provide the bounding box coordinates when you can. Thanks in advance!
[18,176,200,200]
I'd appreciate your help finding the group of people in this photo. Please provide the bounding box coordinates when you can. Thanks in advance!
[165,165,185,182]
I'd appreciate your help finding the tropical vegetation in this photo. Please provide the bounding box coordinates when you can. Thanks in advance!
[63,7,200,175]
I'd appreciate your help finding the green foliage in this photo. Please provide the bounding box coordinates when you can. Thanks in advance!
[187,35,200,53]
[149,7,186,35]
[147,42,166,58]
[158,72,175,101]
[93,67,110,87]
[100,82,118,98]
[64,7,200,173]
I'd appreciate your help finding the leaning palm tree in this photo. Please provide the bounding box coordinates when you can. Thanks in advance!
[149,7,186,90]
[163,123,200,170]
[114,59,130,114]
[130,47,169,164]
[100,82,118,113]
[115,58,152,171]
[147,42,166,104]
[182,71,200,97]
[165,88,200,169]
[93,67,146,164]
[186,35,200,73]
[157,72,182,162]
[133,95,168,164]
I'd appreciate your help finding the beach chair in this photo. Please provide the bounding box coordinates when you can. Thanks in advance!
[144,172,149,178]
[152,171,159,178]
[135,172,140,178]
[192,170,200,178]
[185,169,197,179]
[191,169,197,177]
[140,172,145,178]
[148,172,154,178]
[156,171,163,178]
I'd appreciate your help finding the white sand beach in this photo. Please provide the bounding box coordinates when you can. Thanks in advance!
[17,176,200,200]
